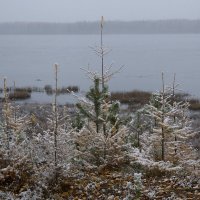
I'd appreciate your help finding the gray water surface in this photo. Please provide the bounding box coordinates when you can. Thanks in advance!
[0,34,200,103]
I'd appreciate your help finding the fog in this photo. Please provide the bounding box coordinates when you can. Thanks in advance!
[1,20,200,35]
[0,0,200,22]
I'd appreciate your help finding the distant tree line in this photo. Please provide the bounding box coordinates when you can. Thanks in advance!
[0,19,200,34]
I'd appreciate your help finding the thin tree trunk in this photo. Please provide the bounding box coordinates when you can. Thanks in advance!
[161,73,165,161]
[100,16,107,137]
[172,74,177,155]
[101,16,104,90]
[3,78,10,151]
[54,64,58,167]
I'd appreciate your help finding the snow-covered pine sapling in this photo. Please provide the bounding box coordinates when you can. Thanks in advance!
[167,101,191,160]
[166,77,192,160]
[72,17,128,167]
[107,99,120,134]
[156,73,193,162]
[13,81,17,123]
[42,64,73,170]
[76,77,108,133]
[76,16,122,134]
[129,108,147,152]
[1,78,28,163]
[136,112,143,151]
[145,73,172,161]
[72,112,84,132]
[100,16,107,137]
[171,73,178,154]
[76,76,121,134]
[169,74,180,154]
[134,173,143,199]
[145,73,193,162]
[88,16,114,89]
[3,77,10,151]
[75,77,125,163]
[161,73,165,161]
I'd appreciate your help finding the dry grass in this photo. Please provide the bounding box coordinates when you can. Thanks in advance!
[44,85,79,95]
[111,90,200,111]
[111,90,151,105]
[9,91,31,100]
[188,98,200,110]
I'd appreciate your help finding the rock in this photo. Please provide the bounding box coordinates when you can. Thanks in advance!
[107,195,114,200]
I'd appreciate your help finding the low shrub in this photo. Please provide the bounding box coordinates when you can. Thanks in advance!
[9,91,31,100]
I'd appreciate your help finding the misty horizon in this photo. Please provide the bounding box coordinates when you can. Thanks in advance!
[1,18,200,24]
[0,19,200,35]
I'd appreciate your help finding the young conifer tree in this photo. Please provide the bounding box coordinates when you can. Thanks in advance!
[2,77,11,151]
[165,75,193,162]
[1,78,26,150]
[0,78,29,168]
[72,17,128,167]
[75,16,121,135]
[43,64,73,168]
[144,73,193,162]
[129,108,148,152]
[144,73,170,161]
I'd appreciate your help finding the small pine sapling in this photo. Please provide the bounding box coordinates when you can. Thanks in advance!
[2,77,11,151]
[129,108,148,152]
[144,73,195,163]
[145,73,174,161]
[72,17,129,168]
[43,64,73,169]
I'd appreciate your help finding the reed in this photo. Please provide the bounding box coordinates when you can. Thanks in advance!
[189,98,200,110]
[9,91,31,100]
[44,85,79,95]
[111,90,151,105]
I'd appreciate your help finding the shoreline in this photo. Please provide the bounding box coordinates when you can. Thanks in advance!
[1,89,200,110]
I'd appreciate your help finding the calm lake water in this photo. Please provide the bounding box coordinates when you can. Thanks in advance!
[0,34,200,103]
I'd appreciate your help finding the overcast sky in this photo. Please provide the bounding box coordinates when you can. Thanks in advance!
[0,0,199,22]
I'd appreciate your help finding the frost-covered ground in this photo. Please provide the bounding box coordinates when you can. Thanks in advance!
[0,100,199,199]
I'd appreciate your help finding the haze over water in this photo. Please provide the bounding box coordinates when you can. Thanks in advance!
[0,34,200,102]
